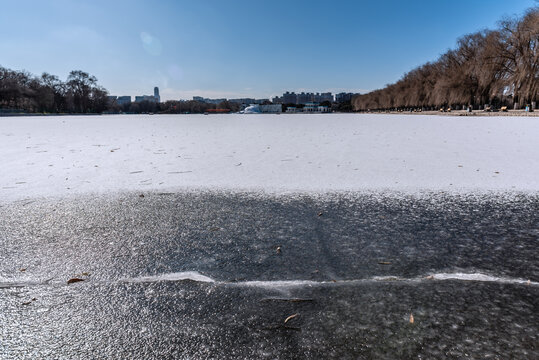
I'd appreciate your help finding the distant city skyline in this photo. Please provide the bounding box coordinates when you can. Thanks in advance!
[1,0,536,101]
[109,88,359,105]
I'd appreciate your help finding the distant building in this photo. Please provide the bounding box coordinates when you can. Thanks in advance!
[274,91,333,105]
[108,95,132,106]
[303,102,318,112]
[317,105,330,112]
[192,96,226,104]
[335,92,357,103]
[135,87,160,103]
[206,98,226,105]
[287,102,330,113]
[272,96,283,104]
[320,92,334,103]
[117,96,131,105]
[297,92,310,104]
[229,98,270,106]
[282,91,297,104]
[135,95,157,103]
[229,98,255,105]
[286,106,298,113]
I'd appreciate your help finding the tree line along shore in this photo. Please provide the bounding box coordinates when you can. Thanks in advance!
[353,7,538,112]
[0,67,248,115]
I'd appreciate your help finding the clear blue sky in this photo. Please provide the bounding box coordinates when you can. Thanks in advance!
[1,0,536,101]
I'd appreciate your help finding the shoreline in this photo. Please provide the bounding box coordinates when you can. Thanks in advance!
[359,109,538,117]
[1,110,538,117]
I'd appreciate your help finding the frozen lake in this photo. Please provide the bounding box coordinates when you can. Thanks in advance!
[1,114,538,358]
[1,191,538,359]
[1,113,538,202]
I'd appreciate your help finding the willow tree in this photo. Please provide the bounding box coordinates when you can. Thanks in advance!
[353,6,538,111]
[497,8,538,107]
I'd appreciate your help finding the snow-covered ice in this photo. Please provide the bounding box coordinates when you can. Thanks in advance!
[1,113,538,202]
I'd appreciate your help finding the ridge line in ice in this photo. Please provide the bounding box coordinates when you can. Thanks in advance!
[427,272,533,284]
[3,272,536,288]
[122,271,537,287]
[125,271,215,283]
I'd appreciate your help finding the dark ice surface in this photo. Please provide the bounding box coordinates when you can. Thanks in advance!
[1,191,537,359]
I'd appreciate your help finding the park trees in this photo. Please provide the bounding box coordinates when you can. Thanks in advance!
[353,7,538,111]
[0,67,109,113]
[497,7,538,107]
[65,70,108,113]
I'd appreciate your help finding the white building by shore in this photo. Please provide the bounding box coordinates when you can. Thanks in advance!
[286,103,330,113]
[242,104,282,113]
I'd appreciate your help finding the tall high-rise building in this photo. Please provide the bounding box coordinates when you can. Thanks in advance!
[320,92,334,103]
[282,91,297,104]
[276,91,333,105]
[154,87,160,103]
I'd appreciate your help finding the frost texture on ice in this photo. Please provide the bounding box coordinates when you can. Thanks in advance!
[1,114,538,202]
